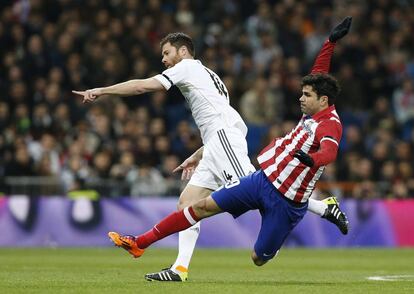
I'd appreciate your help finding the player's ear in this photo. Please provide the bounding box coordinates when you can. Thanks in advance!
[179,45,188,56]
[320,95,329,106]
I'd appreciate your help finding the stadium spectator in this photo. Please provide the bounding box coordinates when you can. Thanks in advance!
[60,154,91,192]
[239,76,281,125]
[5,143,36,176]
[393,78,414,130]
[160,154,183,196]
[110,151,137,180]
[28,133,60,175]
[128,163,167,197]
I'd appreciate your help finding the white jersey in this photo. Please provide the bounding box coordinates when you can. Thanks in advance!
[154,59,247,143]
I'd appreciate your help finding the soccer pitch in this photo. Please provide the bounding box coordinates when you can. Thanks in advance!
[1,248,413,293]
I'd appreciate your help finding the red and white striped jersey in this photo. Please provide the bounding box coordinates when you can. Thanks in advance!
[257,105,342,203]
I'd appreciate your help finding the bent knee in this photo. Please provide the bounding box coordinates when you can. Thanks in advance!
[177,198,188,210]
[192,198,208,215]
[251,250,279,266]
[192,197,220,218]
[177,192,194,210]
[252,258,266,266]
[251,251,267,266]
[177,188,211,210]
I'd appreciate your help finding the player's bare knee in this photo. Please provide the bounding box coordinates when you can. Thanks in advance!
[192,198,209,217]
[177,192,192,210]
[252,257,266,266]
[253,256,269,266]
[251,251,268,266]
[177,198,187,210]
[254,260,265,266]
[251,251,261,266]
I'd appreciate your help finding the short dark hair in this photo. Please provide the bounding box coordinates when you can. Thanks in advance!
[160,32,195,57]
[301,73,341,105]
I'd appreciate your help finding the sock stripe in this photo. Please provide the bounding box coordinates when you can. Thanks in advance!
[189,206,200,222]
[183,207,197,225]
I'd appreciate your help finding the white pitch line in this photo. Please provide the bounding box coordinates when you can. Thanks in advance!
[366,275,414,281]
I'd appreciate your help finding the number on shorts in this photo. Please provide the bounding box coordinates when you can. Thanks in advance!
[225,179,240,189]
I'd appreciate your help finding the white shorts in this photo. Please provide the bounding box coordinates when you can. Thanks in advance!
[189,128,256,191]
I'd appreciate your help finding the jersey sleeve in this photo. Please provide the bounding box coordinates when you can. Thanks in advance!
[154,61,188,90]
[310,39,336,74]
[315,119,342,146]
[310,120,342,167]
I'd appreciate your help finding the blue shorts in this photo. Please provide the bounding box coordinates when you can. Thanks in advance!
[211,170,308,261]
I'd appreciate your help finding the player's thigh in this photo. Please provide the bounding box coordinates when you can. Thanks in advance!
[178,184,213,210]
[211,171,263,218]
[189,150,222,192]
[210,128,256,183]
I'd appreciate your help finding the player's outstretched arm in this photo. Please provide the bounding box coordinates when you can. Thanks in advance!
[72,77,164,104]
[311,16,352,74]
[329,16,352,43]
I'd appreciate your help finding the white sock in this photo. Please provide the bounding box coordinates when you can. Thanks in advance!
[308,198,327,217]
[171,222,200,273]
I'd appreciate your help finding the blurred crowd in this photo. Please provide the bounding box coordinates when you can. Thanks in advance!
[1,0,414,199]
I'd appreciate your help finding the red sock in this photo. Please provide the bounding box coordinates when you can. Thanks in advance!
[136,207,200,249]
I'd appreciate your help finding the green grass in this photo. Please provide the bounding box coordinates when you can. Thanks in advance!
[1,248,414,293]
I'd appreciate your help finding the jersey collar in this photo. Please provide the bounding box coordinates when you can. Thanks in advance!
[311,105,336,120]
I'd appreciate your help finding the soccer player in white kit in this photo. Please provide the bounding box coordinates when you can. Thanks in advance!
[73,32,348,282]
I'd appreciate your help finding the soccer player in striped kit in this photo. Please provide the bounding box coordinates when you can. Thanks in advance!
[107,17,352,272]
